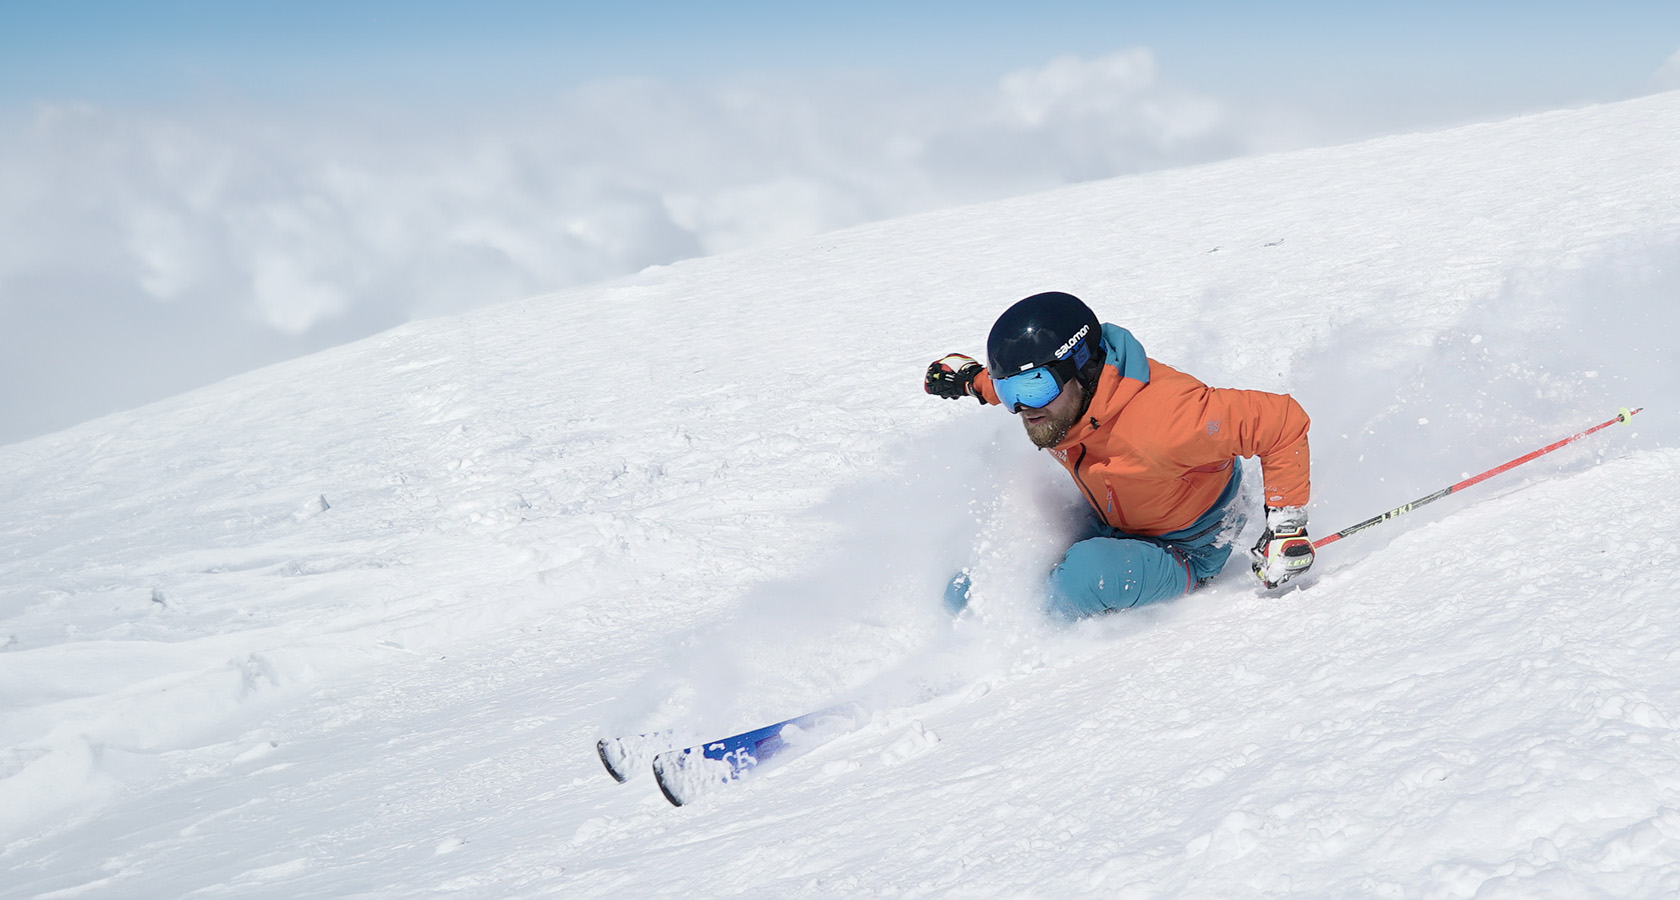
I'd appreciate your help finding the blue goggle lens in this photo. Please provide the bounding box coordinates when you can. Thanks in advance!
[994,364,1069,411]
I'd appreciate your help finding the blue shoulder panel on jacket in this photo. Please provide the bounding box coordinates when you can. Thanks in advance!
[1100,323,1150,384]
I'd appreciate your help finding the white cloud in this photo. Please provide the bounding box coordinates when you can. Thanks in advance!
[250,252,350,337]
[125,206,203,300]
[997,49,1161,128]
[0,50,1299,443]
[979,50,1235,183]
[1654,47,1680,92]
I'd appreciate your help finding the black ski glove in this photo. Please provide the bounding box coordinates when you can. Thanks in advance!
[1251,506,1314,588]
[924,354,983,400]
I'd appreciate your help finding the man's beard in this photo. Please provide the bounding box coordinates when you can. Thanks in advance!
[1022,384,1086,449]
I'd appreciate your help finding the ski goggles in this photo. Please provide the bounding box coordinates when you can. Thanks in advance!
[993,359,1077,411]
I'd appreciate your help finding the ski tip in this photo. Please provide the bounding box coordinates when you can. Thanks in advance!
[656,778,687,807]
[596,739,630,784]
[651,756,688,807]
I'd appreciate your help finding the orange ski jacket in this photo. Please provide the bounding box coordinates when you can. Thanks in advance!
[972,324,1310,537]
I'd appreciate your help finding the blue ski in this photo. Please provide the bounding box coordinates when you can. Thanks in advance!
[650,703,868,806]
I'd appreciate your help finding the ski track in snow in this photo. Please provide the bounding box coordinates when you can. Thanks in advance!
[2,93,1680,897]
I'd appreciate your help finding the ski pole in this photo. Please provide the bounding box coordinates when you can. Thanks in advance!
[1313,407,1642,550]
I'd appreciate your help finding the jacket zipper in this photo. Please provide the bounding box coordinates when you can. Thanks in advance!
[1069,445,1105,522]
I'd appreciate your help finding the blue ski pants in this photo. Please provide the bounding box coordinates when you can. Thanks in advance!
[1044,465,1246,621]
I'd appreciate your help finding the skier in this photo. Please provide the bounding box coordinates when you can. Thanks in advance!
[925,291,1314,620]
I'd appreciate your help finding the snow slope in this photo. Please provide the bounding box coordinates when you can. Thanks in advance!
[3,92,1680,897]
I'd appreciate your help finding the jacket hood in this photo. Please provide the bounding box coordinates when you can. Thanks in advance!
[1051,323,1150,452]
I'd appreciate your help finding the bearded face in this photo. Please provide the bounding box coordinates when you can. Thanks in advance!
[1018,377,1086,449]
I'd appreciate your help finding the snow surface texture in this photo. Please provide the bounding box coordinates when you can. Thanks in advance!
[3,92,1680,897]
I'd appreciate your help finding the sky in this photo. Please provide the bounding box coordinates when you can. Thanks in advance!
[6,2,1676,115]
[2,1,1679,445]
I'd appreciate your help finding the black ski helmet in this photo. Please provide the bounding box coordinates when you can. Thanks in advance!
[986,291,1106,393]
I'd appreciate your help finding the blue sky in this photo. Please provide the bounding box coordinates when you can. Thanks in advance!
[1,1,1678,446]
[5,1,1678,118]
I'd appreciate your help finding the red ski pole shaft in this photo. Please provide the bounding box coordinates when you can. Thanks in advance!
[1313,407,1642,550]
